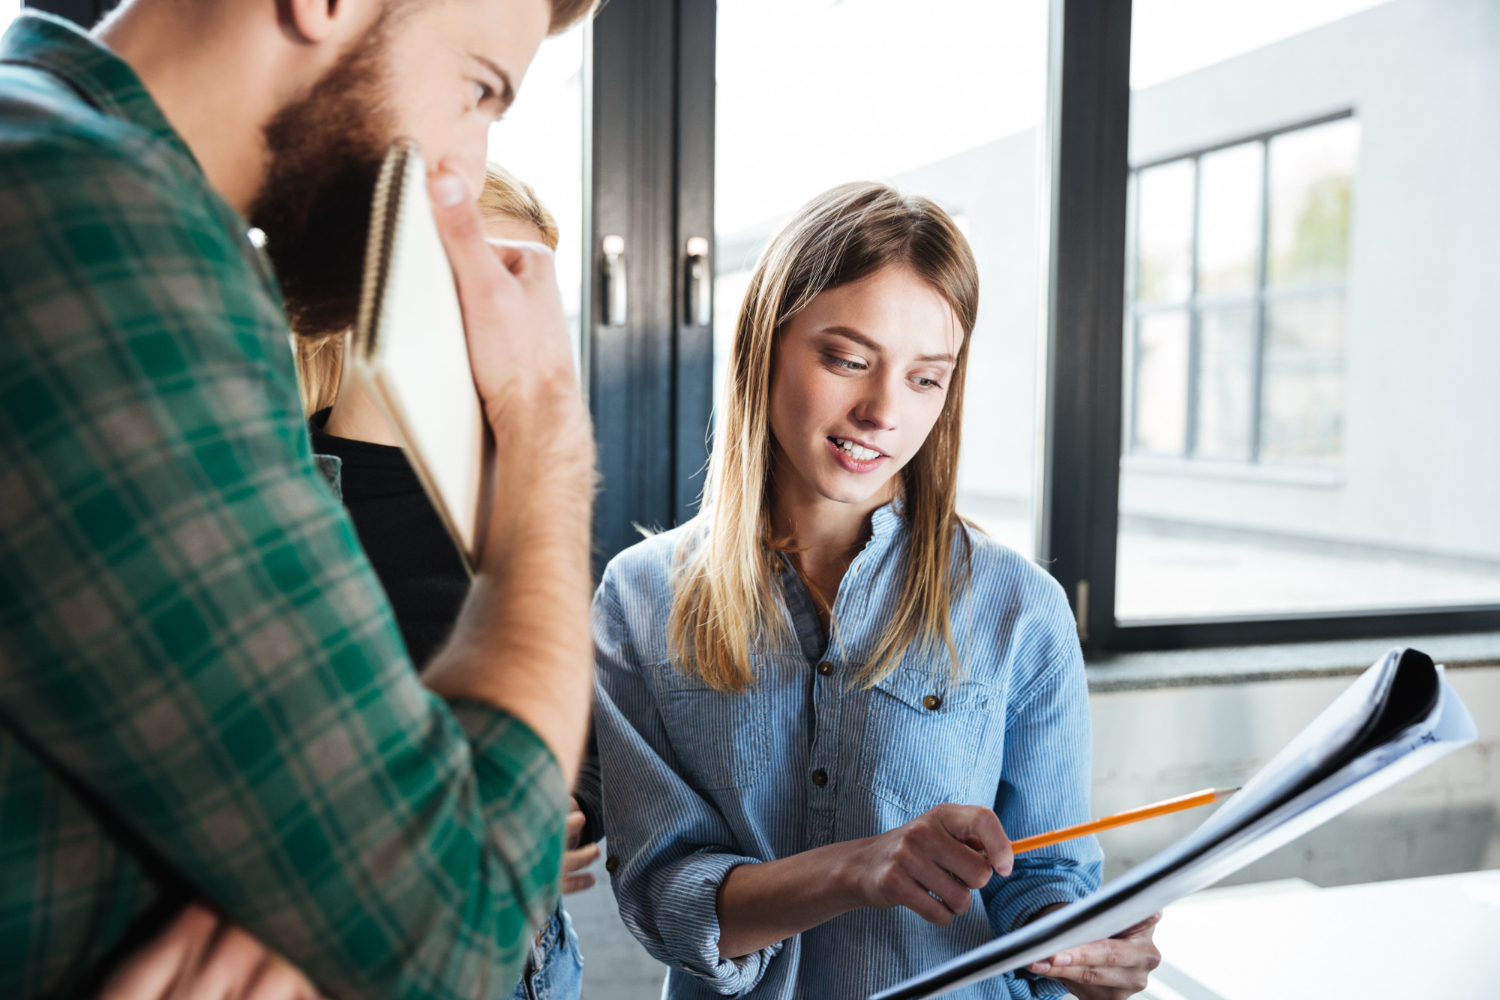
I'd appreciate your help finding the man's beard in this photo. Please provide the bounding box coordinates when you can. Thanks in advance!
[250,24,401,339]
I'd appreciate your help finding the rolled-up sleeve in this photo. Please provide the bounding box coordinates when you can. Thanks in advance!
[981,581,1103,996]
[593,575,780,995]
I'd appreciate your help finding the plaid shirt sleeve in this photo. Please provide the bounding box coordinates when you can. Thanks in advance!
[0,37,565,1000]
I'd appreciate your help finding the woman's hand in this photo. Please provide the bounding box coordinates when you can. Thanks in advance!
[1026,911,1162,999]
[844,804,1013,926]
[100,902,322,1000]
[562,797,600,894]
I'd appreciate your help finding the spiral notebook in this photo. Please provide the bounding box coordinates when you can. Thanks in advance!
[871,647,1477,999]
[350,143,491,574]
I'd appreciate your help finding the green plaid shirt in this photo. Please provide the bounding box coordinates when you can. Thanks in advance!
[0,14,565,998]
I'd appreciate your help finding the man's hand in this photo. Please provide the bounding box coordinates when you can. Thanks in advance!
[563,797,600,894]
[418,161,596,781]
[101,904,322,1000]
[842,804,1013,926]
[1027,911,1162,1000]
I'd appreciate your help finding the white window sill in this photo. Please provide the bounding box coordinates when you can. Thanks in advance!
[1085,631,1500,693]
[1122,453,1344,488]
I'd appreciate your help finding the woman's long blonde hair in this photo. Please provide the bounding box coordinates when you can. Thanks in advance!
[669,181,980,692]
[292,162,561,415]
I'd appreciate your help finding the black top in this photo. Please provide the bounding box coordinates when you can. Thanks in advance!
[309,408,468,668]
[308,408,603,843]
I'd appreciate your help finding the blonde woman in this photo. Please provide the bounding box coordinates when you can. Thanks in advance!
[593,182,1161,1000]
[294,164,596,1000]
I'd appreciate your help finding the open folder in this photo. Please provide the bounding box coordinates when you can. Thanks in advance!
[870,647,1477,1000]
[351,143,491,574]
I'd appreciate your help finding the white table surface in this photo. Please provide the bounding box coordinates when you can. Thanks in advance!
[1138,870,1500,1000]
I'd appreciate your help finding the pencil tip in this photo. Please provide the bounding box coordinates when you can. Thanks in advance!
[1213,786,1241,797]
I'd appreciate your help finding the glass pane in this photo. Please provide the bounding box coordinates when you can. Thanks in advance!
[715,0,1049,558]
[1267,118,1359,288]
[1132,311,1189,455]
[1135,160,1194,304]
[487,23,586,368]
[1196,142,1262,297]
[1119,2,1500,619]
[1195,304,1255,460]
[1260,294,1344,464]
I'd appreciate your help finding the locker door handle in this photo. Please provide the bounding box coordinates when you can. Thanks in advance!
[601,234,627,327]
[684,236,711,327]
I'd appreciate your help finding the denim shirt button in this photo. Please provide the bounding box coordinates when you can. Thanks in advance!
[816,660,834,676]
[811,768,828,786]
[605,855,620,874]
[922,694,942,711]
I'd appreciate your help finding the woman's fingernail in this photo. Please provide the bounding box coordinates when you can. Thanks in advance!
[432,170,469,207]
[1054,953,1071,966]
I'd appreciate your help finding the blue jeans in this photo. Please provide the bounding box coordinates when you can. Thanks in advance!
[508,903,583,1000]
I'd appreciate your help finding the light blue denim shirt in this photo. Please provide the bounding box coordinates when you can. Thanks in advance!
[592,504,1102,1000]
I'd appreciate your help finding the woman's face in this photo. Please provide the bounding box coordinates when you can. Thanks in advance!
[768,265,961,510]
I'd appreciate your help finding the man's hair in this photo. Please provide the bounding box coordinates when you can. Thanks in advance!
[548,0,598,34]
[292,162,560,416]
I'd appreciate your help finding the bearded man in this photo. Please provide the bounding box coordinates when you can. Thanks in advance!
[0,1,597,998]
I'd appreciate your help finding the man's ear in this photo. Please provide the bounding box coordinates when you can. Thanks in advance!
[279,0,355,44]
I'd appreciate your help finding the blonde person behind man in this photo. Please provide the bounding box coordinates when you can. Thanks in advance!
[292,164,600,1000]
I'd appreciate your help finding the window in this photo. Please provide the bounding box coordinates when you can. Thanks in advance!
[714,0,1050,558]
[1103,0,1500,634]
[1126,117,1359,467]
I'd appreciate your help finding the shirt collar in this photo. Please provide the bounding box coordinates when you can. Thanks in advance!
[0,12,198,165]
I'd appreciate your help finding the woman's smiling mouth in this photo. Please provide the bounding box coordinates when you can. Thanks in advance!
[827,436,889,472]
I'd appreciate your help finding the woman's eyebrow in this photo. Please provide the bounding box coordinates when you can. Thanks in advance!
[823,326,955,364]
[822,326,883,353]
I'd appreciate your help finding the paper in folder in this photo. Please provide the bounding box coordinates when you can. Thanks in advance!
[871,647,1477,1000]
[351,143,491,573]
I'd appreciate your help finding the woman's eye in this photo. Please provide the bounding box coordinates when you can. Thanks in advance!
[827,355,865,371]
[473,80,496,105]
[913,376,944,390]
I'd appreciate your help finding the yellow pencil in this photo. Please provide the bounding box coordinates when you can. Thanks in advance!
[1011,786,1240,855]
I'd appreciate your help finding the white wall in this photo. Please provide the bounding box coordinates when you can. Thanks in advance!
[1090,666,1500,885]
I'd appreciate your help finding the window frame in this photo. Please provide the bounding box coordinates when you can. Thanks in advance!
[1125,110,1356,468]
[1039,2,1500,651]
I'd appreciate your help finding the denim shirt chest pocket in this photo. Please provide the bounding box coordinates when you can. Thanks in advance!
[856,667,993,816]
[651,661,771,791]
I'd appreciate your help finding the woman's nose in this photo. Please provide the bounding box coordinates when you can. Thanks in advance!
[852,379,899,431]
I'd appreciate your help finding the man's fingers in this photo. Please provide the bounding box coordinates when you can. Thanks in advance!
[893,882,956,926]
[100,904,222,1000]
[427,161,514,304]
[239,952,322,1000]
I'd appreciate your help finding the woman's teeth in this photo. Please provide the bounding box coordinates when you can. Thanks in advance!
[833,437,881,461]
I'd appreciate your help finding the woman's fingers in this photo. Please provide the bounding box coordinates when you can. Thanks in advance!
[562,870,596,894]
[563,841,601,877]
[938,805,1013,877]
[1027,913,1162,994]
[564,807,587,850]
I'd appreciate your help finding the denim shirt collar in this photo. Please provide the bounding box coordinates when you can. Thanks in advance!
[0,12,200,168]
